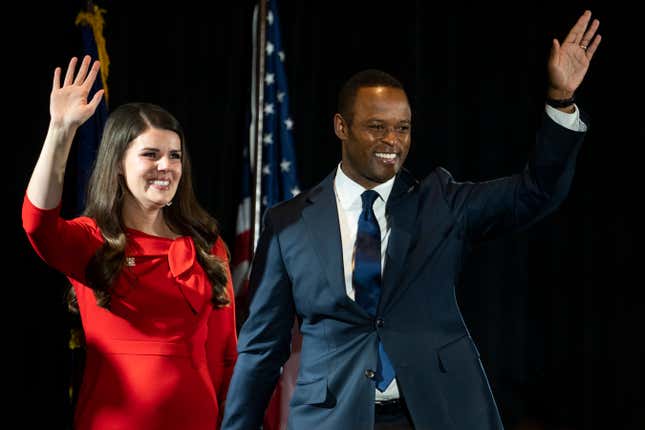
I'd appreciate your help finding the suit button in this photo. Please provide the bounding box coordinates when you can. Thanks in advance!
[364,369,375,379]
[375,318,384,328]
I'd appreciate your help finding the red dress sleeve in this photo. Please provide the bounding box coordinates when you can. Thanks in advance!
[21,193,102,283]
[206,236,238,427]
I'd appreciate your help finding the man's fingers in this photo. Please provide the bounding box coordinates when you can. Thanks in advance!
[579,19,600,49]
[585,34,602,60]
[564,10,592,45]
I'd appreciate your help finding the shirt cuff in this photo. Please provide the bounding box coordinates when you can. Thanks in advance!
[545,104,587,132]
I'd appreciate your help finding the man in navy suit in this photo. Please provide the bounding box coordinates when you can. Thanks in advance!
[222,10,601,430]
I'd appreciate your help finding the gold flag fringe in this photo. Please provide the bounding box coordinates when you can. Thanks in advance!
[75,4,109,104]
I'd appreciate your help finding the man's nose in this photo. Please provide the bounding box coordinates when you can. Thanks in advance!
[382,127,398,144]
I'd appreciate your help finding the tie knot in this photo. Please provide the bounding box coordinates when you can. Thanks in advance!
[361,190,380,212]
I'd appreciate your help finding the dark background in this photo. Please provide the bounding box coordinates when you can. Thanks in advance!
[7,1,643,429]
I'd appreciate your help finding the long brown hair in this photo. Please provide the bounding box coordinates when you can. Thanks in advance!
[68,102,229,311]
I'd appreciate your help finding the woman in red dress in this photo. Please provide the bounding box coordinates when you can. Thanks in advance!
[22,56,237,430]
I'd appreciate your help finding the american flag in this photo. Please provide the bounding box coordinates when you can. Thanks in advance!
[231,1,301,428]
[231,145,252,324]
[256,1,300,211]
[232,0,300,316]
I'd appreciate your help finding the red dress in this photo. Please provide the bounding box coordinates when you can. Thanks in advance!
[22,195,237,430]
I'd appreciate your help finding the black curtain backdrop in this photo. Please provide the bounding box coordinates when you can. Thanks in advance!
[8,1,643,429]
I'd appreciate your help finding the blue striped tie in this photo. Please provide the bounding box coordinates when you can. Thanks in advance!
[353,190,395,391]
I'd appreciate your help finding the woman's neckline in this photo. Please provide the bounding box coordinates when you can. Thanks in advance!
[125,227,183,240]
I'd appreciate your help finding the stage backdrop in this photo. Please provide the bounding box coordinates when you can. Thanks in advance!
[9,1,643,429]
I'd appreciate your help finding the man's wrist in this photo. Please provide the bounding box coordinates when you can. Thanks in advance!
[546,85,576,112]
[545,95,575,108]
[545,95,576,113]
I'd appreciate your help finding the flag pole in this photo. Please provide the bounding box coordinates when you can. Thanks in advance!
[251,0,267,253]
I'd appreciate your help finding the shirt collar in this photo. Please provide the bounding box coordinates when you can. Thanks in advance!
[334,162,396,210]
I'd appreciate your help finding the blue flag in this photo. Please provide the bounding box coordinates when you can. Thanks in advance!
[74,4,109,214]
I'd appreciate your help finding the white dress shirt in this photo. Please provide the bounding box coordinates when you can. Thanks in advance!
[331,105,585,401]
[334,165,399,401]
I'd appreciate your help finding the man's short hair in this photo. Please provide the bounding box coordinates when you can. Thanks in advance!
[337,69,405,124]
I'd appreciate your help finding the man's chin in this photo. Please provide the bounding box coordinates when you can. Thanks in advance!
[373,165,399,182]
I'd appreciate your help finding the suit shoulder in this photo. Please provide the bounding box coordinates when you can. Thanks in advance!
[263,187,314,230]
[267,188,310,214]
[266,171,332,217]
[419,166,457,189]
[417,167,471,209]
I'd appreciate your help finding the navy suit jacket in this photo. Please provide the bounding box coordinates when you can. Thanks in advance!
[222,113,586,430]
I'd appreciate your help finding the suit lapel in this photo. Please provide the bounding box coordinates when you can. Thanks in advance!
[302,172,368,315]
[379,169,418,314]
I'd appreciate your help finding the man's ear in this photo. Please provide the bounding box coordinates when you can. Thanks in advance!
[334,113,348,140]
